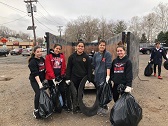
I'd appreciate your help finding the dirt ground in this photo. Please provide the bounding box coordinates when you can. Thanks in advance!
[0,54,168,126]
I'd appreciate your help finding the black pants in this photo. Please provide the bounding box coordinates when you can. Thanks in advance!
[30,81,40,110]
[112,84,121,102]
[154,64,161,76]
[69,76,83,110]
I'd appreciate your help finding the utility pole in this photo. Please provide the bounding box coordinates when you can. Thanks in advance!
[58,26,63,38]
[24,0,37,47]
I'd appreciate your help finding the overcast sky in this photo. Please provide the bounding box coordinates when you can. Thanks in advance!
[0,0,168,38]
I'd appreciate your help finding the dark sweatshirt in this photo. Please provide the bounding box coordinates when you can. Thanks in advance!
[110,55,133,87]
[150,48,167,65]
[28,57,45,82]
[66,52,91,81]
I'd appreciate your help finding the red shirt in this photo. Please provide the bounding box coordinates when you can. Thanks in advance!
[45,53,66,80]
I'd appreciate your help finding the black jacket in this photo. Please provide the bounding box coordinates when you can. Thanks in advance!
[66,52,92,81]
[110,55,133,87]
[150,48,167,65]
[28,57,45,82]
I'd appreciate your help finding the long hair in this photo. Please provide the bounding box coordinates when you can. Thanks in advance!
[28,46,41,63]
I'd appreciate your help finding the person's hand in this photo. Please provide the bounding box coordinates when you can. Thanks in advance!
[52,79,57,86]
[106,76,110,83]
[38,82,43,89]
[65,80,71,85]
[124,86,133,93]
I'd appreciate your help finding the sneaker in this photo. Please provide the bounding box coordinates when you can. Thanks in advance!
[33,109,41,119]
[154,73,156,77]
[158,76,162,79]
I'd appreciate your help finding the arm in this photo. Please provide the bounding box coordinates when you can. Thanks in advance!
[125,60,133,87]
[162,49,168,60]
[45,55,55,80]
[87,55,92,82]
[105,52,112,82]
[66,55,73,80]
[28,60,43,88]
[61,54,66,76]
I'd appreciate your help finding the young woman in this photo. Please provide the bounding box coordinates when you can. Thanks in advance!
[65,39,92,114]
[110,45,133,102]
[92,39,112,115]
[45,44,67,110]
[28,46,45,119]
[150,42,167,79]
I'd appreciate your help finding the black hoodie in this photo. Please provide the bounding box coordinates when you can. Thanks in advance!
[110,55,133,87]
[66,51,92,81]
[28,57,45,82]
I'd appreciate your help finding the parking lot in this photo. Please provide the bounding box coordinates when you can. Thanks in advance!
[0,54,168,126]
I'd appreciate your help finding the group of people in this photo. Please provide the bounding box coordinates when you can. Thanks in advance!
[28,39,133,119]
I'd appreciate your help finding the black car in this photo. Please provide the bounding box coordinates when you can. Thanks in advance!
[0,48,10,57]
[139,46,154,54]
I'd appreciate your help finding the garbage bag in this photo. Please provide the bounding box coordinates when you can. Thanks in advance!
[50,85,63,113]
[39,89,53,118]
[98,81,113,106]
[163,60,168,70]
[144,62,153,76]
[110,93,142,126]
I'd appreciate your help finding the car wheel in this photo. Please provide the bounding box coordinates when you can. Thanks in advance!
[146,50,150,55]
[78,76,99,116]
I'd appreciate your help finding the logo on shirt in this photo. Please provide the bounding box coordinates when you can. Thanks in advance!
[114,63,125,73]
[52,57,62,69]
[102,58,105,62]
[39,62,45,72]
[83,58,86,62]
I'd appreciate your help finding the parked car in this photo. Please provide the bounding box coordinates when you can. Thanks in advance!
[41,48,47,52]
[0,48,10,57]
[139,46,154,54]
[22,48,32,56]
[10,48,22,55]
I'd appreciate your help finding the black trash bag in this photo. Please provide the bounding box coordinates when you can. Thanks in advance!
[110,93,142,126]
[50,85,63,113]
[144,62,153,76]
[163,60,168,70]
[98,81,113,106]
[39,89,53,118]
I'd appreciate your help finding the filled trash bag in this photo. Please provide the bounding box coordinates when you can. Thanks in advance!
[39,89,53,118]
[163,60,168,70]
[50,85,63,113]
[144,62,153,76]
[110,93,142,126]
[98,81,113,106]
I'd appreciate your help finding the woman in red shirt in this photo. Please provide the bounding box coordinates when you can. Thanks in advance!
[45,44,67,111]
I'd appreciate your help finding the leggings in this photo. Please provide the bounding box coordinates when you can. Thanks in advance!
[154,64,161,76]
[30,81,40,110]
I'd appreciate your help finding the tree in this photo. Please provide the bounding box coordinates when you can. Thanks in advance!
[157,31,165,43]
[140,33,147,43]
[113,20,127,34]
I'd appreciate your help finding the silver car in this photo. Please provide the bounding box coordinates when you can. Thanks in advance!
[22,48,32,56]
